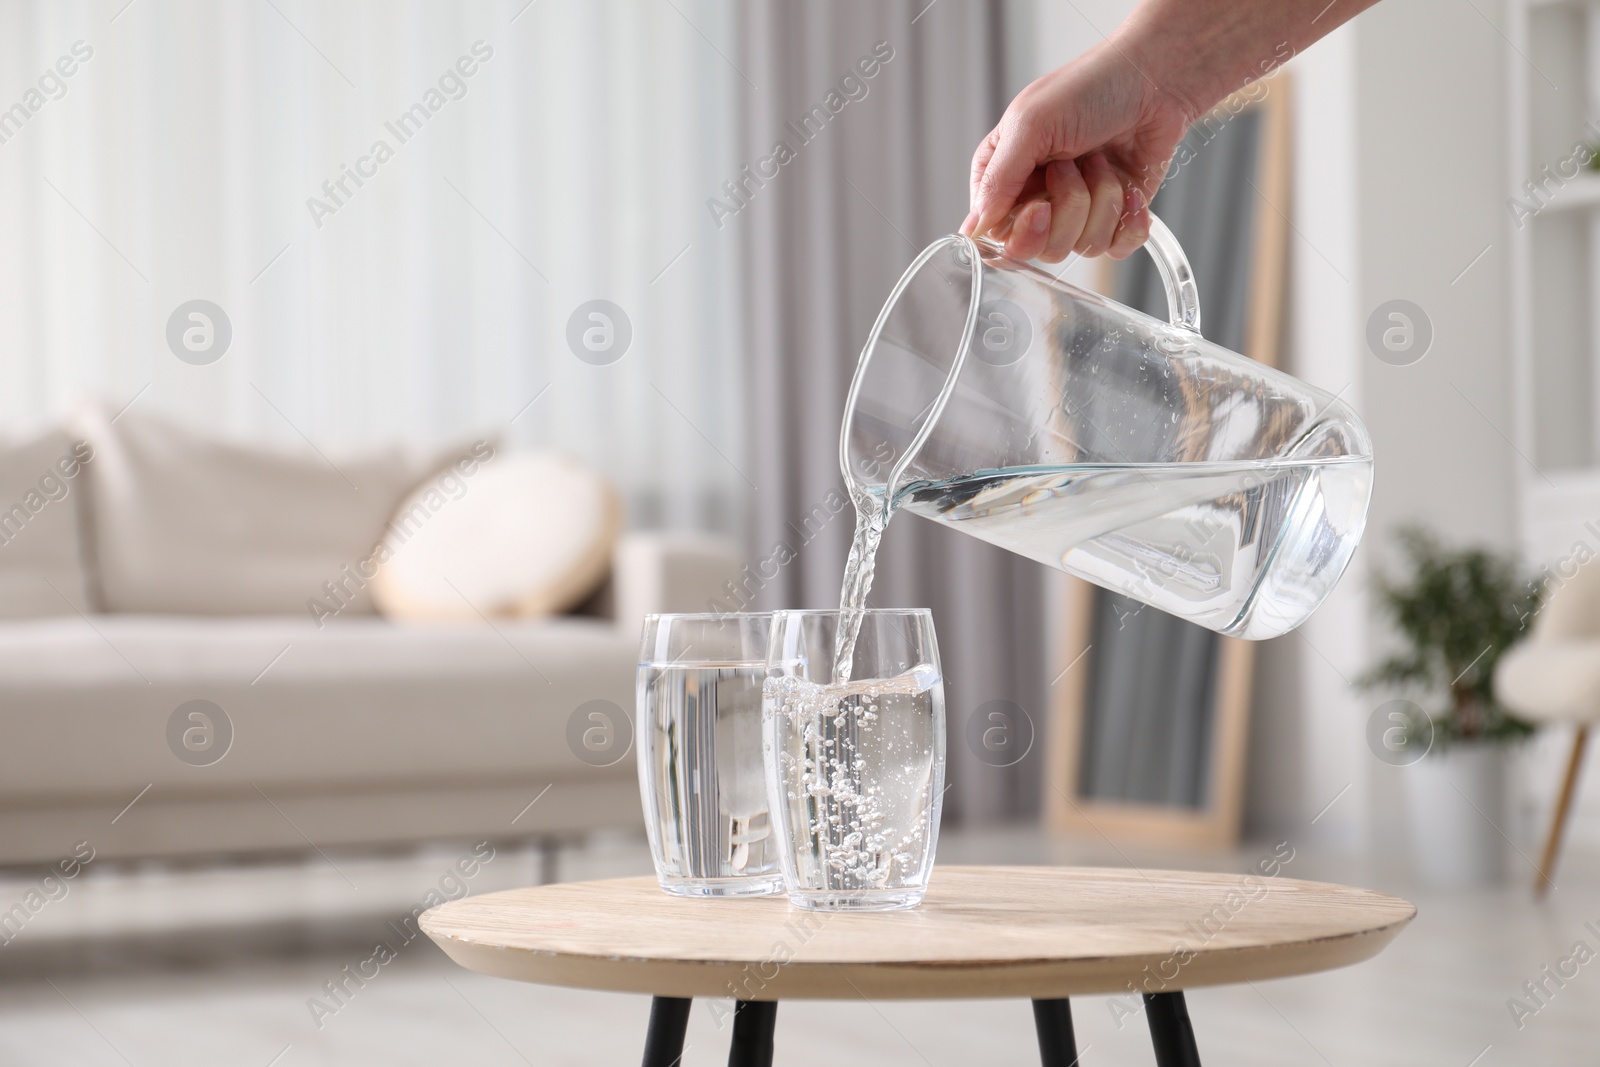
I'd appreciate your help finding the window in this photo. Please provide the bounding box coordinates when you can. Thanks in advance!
[0,0,744,531]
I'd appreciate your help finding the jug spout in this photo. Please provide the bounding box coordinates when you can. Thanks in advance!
[840,215,1372,640]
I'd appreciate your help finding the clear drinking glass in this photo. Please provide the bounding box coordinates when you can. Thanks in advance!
[637,613,782,897]
[763,609,945,911]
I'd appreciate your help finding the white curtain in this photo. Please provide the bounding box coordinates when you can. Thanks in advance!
[0,0,744,532]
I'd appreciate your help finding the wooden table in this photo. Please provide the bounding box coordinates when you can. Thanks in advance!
[421,865,1414,1066]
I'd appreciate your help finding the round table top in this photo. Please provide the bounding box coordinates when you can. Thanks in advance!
[420,866,1415,1000]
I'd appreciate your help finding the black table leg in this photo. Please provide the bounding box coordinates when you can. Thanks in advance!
[727,999,778,1067]
[1031,998,1081,1066]
[641,996,693,1067]
[1144,991,1202,1066]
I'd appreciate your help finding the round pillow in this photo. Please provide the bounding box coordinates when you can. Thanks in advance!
[371,451,619,622]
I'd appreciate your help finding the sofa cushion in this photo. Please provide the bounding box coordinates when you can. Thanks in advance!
[0,426,95,617]
[85,405,465,615]
[0,615,637,799]
[372,451,620,622]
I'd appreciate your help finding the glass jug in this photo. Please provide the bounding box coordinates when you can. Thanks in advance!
[839,217,1372,640]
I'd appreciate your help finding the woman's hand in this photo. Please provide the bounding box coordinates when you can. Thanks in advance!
[962,37,1196,263]
[965,0,1385,262]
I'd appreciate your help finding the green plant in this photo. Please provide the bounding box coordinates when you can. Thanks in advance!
[1361,526,1539,746]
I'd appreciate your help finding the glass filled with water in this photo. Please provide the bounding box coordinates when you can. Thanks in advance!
[764,609,945,911]
[638,613,782,897]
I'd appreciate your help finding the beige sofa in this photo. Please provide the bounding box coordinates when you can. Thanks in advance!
[0,407,742,865]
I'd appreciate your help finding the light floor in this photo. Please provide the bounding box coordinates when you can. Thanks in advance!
[0,829,1596,1066]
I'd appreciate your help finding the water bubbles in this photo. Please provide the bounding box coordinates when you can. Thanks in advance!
[768,667,939,898]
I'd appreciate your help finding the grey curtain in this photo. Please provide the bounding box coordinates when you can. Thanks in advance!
[733,1,1048,823]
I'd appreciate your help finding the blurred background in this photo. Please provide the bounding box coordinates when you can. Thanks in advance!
[1,0,1598,1063]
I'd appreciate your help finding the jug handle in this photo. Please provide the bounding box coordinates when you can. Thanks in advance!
[1141,214,1202,334]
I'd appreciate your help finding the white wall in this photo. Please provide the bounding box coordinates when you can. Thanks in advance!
[1252,0,1595,860]
[1349,0,1529,859]
[1251,20,1371,850]
[1343,0,1600,859]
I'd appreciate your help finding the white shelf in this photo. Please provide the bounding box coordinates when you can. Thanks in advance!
[1510,0,1600,557]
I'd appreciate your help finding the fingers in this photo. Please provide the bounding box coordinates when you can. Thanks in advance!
[1074,153,1124,256]
[967,149,1156,263]
[1001,200,1052,261]
[1106,188,1151,260]
[1039,159,1091,262]
[997,159,1091,263]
